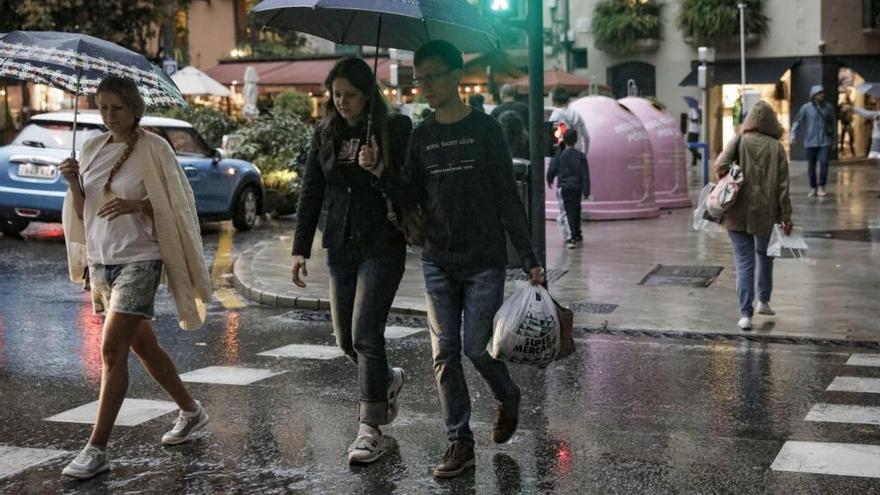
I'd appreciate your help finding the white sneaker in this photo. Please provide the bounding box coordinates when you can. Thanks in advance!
[62,445,109,479]
[161,400,209,445]
[807,189,817,197]
[756,302,776,315]
[348,425,385,464]
[817,186,828,197]
[738,316,753,330]
[386,367,405,424]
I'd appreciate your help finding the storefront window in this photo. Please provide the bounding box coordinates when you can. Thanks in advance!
[720,71,791,153]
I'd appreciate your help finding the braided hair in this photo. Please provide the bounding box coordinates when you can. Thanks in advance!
[95,76,145,194]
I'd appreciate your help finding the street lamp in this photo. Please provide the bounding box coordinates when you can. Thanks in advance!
[738,3,747,90]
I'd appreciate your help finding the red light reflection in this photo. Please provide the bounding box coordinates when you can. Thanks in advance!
[223,312,240,365]
[555,438,572,476]
[77,297,103,384]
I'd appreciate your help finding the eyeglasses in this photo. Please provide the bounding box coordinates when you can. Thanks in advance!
[412,69,455,88]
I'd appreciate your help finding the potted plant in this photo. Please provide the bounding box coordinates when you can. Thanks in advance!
[591,0,662,56]
[233,99,312,217]
[678,0,769,48]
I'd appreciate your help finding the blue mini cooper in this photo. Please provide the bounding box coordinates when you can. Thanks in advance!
[0,111,264,236]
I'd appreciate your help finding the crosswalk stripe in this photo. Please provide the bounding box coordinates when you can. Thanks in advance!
[805,403,880,426]
[846,354,880,367]
[44,399,177,426]
[179,366,286,385]
[0,446,68,479]
[257,344,345,360]
[827,376,880,394]
[771,441,880,479]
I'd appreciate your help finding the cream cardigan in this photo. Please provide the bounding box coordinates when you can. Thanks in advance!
[63,131,212,330]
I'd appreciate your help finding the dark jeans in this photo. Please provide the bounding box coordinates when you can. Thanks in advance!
[328,250,405,426]
[805,146,829,189]
[686,132,701,165]
[422,261,519,443]
[560,188,582,241]
[728,230,773,317]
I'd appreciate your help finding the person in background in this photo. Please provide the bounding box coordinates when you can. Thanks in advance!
[854,100,880,159]
[687,103,702,166]
[714,101,793,331]
[839,93,856,157]
[549,87,589,154]
[498,110,530,160]
[490,84,529,131]
[791,85,836,197]
[370,40,545,479]
[467,93,485,113]
[547,128,590,249]
[291,57,411,465]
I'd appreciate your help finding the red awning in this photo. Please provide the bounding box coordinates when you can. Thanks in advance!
[204,57,399,94]
[510,68,592,95]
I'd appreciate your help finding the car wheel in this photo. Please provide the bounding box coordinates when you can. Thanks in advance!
[1,218,29,237]
[232,185,259,231]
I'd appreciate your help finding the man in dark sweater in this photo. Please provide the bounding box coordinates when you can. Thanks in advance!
[547,129,590,248]
[490,83,529,131]
[365,40,545,479]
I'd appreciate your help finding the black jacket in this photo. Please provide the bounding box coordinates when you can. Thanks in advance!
[377,111,539,272]
[547,148,590,197]
[292,114,412,259]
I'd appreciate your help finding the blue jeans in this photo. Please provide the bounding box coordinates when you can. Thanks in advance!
[805,146,829,189]
[728,230,773,317]
[422,261,519,443]
[328,251,405,426]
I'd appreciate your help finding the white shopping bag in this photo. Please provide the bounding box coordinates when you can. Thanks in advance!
[693,183,726,236]
[491,284,560,367]
[767,224,809,260]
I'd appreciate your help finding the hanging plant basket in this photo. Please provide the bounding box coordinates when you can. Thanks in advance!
[591,0,662,56]
[678,0,769,48]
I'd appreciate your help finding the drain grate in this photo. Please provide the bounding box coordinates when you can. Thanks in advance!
[570,302,618,314]
[506,268,567,283]
[639,264,723,287]
[280,310,426,328]
[803,229,880,243]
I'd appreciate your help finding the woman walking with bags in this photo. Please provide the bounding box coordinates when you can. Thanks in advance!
[291,57,412,465]
[714,101,793,330]
[58,76,212,479]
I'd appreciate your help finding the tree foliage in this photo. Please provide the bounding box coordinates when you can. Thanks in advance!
[591,0,662,56]
[271,91,313,122]
[678,0,769,47]
[6,1,188,59]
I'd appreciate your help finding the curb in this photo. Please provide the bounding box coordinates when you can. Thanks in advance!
[231,247,427,316]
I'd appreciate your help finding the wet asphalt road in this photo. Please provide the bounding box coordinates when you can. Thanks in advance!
[2,221,880,494]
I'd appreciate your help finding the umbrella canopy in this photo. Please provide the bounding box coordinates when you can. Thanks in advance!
[171,66,231,97]
[511,69,591,95]
[682,96,699,109]
[250,0,498,53]
[856,82,880,97]
[243,66,259,119]
[0,31,185,106]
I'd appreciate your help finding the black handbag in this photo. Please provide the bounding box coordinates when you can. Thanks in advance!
[379,124,425,247]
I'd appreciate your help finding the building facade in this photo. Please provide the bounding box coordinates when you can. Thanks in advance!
[547,0,880,159]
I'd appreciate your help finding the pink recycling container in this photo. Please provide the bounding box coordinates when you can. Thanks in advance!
[546,95,659,220]
[619,97,691,209]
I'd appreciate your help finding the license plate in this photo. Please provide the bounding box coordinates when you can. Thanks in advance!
[17,163,57,179]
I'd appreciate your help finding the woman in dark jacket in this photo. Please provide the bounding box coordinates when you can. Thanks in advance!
[291,58,412,464]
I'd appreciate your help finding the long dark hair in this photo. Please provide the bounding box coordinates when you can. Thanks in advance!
[323,57,388,132]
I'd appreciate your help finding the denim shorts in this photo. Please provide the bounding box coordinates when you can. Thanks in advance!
[89,260,163,319]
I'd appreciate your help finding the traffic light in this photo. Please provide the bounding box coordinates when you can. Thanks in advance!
[485,0,520,18]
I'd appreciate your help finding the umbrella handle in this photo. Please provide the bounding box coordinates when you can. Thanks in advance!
[71,70,81,160]
[366,13,383,144]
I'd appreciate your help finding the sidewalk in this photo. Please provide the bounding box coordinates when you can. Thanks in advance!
[233,160,880,343]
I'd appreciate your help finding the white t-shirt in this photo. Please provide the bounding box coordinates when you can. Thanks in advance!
[82,142,161,265]
[549,106,590,154]
[688,107,701,134]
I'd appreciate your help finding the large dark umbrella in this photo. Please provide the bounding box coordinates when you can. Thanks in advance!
[0,31,185,156]
[251,0,498,53]
[251,0,498,137]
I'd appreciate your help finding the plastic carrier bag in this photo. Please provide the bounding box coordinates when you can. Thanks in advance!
[693,183,725,236]
[491,284,560,367]
[767,224,810,262]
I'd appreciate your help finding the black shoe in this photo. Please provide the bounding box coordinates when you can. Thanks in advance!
[492,385,521,444]
[433,440,475,478]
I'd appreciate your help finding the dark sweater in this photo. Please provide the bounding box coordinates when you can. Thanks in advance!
[378,110,538,272]
[547,147,590,197]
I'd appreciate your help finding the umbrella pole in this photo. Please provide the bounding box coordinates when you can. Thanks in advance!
[366,14,383,143]
[71,70,81,159]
